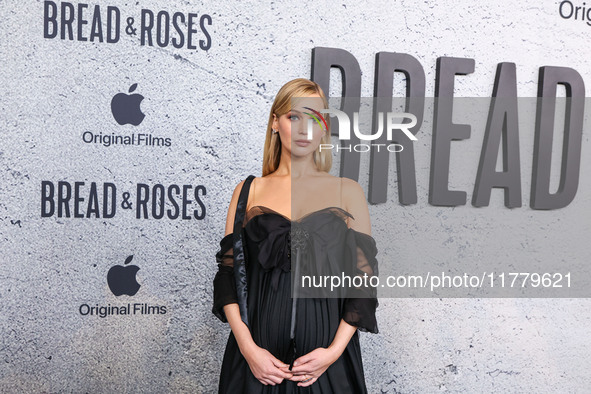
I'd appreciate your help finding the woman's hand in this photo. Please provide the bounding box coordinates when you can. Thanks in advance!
[280,347,339,387]
[276,320,356,387]
[242,342,294,386]
[228,305,291,385]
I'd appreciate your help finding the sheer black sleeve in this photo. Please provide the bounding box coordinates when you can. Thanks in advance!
[212,233,238,323]
[342,229,379,334]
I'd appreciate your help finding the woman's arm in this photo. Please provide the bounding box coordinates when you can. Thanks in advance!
[225,302,295,386]
[326,319,358,361]
[223,303,257,353]
[219,179,294,385]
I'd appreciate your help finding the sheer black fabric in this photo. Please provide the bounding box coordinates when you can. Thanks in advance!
[212,205,379,393]
[341,229,379,333]
[212,233,237,323]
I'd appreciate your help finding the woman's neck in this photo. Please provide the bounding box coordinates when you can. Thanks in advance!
[274,149,319,179]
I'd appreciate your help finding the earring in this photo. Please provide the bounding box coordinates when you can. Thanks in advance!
[272,129,278,134]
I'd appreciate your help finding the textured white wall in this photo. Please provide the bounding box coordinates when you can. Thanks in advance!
[1,0,590,392]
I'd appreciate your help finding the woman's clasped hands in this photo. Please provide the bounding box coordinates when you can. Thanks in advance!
[244,343,339,387]
[279,347,339,387]
[243,343,294,386]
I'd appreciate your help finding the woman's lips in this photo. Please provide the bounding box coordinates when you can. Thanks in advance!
[295,140,311,147]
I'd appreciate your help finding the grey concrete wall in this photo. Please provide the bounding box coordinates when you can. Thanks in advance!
[1,0,590,392]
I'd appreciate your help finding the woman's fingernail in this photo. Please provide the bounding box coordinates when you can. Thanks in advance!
[294,362,298,366]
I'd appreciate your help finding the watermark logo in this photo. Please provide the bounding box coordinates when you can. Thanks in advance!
[305,107,417,152]
[302,106,328,132]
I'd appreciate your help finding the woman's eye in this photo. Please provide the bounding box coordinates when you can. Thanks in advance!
[289,115,299,121]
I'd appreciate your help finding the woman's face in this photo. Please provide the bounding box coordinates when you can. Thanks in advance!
[273,94,326,158]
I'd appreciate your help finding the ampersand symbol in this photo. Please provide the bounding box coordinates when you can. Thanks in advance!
[125,17,137,36]
[121,192,132,209]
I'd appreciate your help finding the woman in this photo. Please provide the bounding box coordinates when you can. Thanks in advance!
[212,78,379,393]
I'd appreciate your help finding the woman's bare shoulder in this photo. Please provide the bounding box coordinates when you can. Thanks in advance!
[341,176,364,199]
[223,178,249,236]
[341,177,371,234]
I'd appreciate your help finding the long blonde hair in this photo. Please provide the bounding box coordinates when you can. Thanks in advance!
[262,78,332,176]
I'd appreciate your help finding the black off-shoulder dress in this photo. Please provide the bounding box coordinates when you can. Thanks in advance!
[212,205,379,394]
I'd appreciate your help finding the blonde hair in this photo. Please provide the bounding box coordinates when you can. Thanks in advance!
[262,78,332,176]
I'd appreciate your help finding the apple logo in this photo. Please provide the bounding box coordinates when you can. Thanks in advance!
[110,83,145,126]
[107,254,141,296]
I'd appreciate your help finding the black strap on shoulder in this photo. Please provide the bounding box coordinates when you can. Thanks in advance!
[232,175,256,327]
